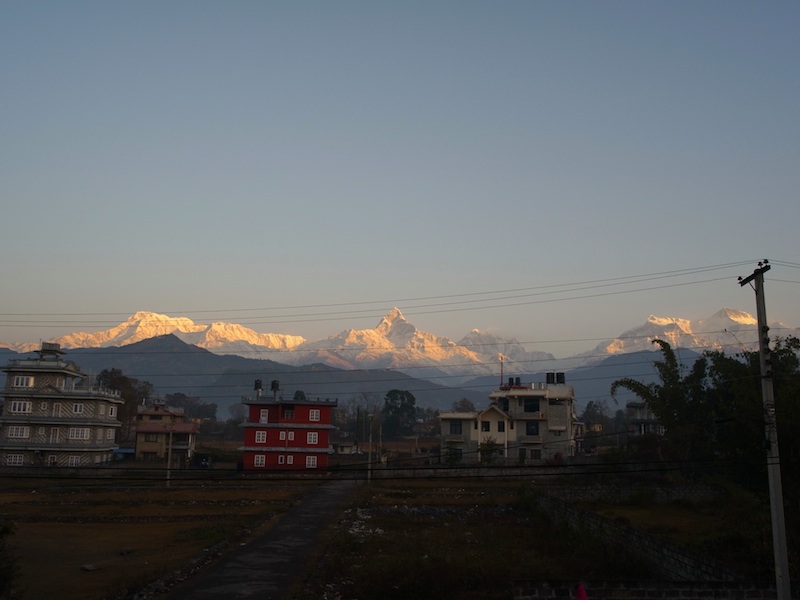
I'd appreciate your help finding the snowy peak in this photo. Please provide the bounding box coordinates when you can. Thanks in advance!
[375,307,417,342]
[52,311,305,353]
[645,315,691,331]
[3,306,795,380]
[699,307,757,328]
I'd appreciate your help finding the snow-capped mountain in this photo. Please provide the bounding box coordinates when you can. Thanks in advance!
[48,311,305,356]
[2,307,796,379]
[566,307,793,369]
[283,308,489,372]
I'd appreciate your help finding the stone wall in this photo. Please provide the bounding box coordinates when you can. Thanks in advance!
[534,493,739,582]
[513,580,795,600]
[545,483,722,505]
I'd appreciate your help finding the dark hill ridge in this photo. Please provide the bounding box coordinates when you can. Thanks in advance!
[44,335,488,413]
[3,336,702,415]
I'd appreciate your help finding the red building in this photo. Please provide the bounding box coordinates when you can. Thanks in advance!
[240,387,337,471]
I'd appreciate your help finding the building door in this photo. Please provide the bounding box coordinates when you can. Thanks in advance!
[52,403,62,417]
[49,428,59,443]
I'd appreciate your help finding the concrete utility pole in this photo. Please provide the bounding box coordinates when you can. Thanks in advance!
[739,260,791,600]
[367,414,374,483]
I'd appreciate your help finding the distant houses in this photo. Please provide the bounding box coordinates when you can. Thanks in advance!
[1,344,594,472]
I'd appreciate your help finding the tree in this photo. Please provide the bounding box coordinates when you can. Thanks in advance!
[580,400,614,452]
[164,393,217,420]
[381,389,416,438]
[293,390,307,402]
[479,436,500,464]
[96,368,154,443]
[451,398,475,412]
[704,337,800,490]
[228,403,247,423]
[610,339,711,462]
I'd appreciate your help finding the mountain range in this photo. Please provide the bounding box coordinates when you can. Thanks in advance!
[1,307,796,414]
[3,307,796,381]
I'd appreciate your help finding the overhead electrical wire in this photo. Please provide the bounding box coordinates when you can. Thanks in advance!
[0,259,764,327]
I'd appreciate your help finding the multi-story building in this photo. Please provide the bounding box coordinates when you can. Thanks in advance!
[134,404,199,465]
[439,374,580,464]
[0,342,124,467]
[240,381,337,470]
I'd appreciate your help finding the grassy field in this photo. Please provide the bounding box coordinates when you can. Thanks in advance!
[0,470,322,600]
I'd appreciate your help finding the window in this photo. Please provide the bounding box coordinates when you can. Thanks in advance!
[108,406,117,417]
[6,454,23,466]
[47,455,57,466]
[38,427,45,436]
[305,456,317,468]
[12,375,34,388]
[498,421,505,433]
[50,428,59,443]
[287,455,294,465]
[96,429,103,441]
[481,421,490,432]
[99,404,106,416]
[288,431,295,441]
[73,403,84,415]
[307,432,318,445]
[278,455,285,465]
[259,409,269,423]
[254,455,265,467]
[144,433,159,442]
[524,399,540,413]
[41,401,48,411]
[284,409,295,419]
[309,409,320,422]
[449,421,462,435]
[68,427,90,440]
[6,426,30,439]
[53,403,62,417]
[68,456,81,467]
[255,431,267,443]
[279,431,286,441]
[9,401,32,414]
[525,421,539,436]
[106,429,114,440]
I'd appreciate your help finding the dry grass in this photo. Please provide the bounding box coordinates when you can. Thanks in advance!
[0,474,321,600]
[291,478,653,600]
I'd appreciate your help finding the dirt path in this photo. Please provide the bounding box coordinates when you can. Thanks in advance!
[160,478,357,600]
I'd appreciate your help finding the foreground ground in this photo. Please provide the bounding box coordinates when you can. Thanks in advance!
[0,468,790,600]
[0,469,322,600]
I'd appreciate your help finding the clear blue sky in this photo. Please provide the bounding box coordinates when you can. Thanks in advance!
[2,1,798,356]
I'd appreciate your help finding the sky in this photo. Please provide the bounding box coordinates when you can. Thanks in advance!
[2,1,799,358]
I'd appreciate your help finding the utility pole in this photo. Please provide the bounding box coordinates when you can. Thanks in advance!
[739,260,791,600]
[367,414,373,483]
[166,428,173,488]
